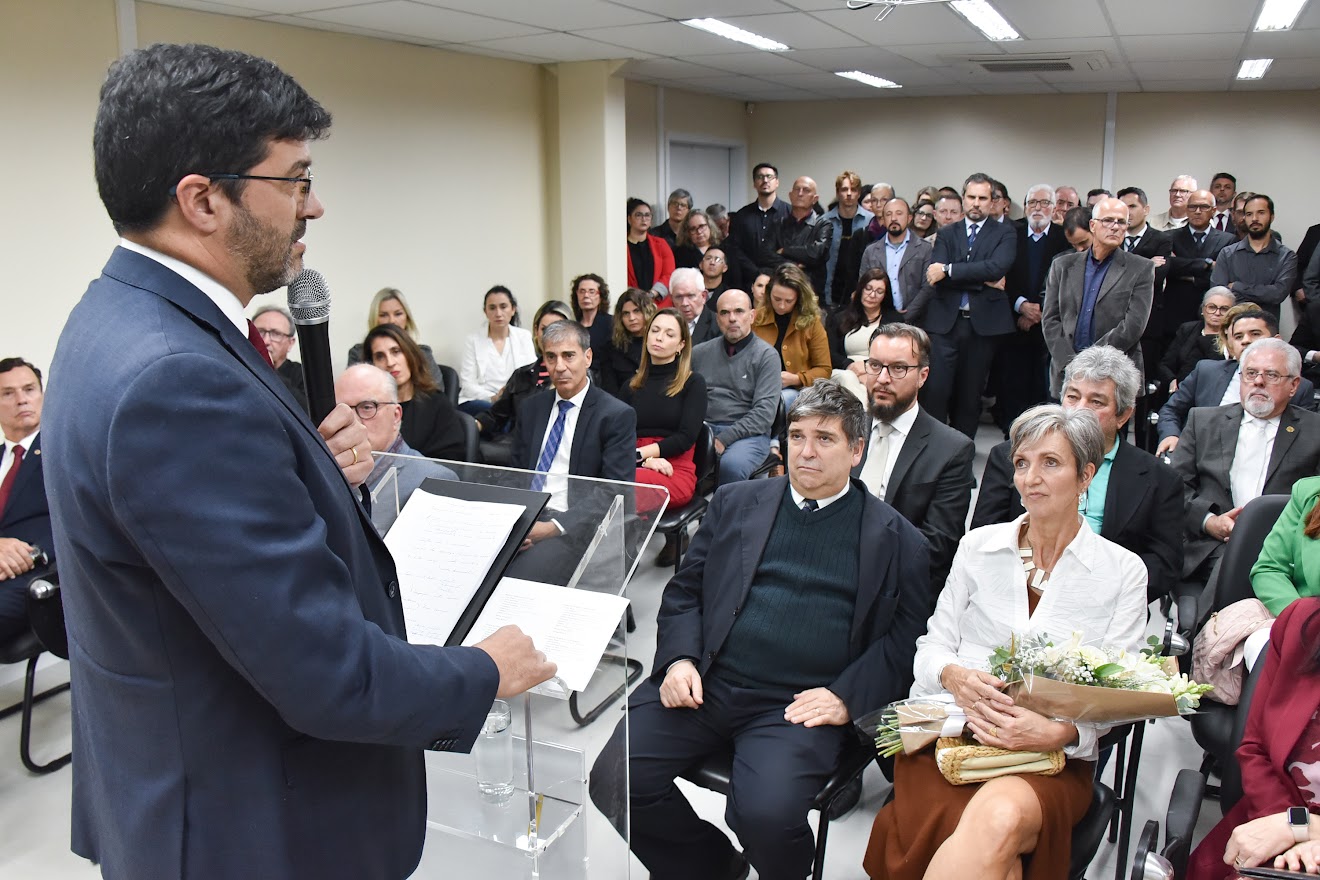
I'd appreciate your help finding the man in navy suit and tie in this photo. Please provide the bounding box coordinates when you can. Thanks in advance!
[0,358,51,642]
[914,172,1018,438]
[44,43,553,879]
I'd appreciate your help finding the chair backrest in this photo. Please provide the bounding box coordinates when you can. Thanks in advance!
[26,570,68,660]
[437,364,460,407]
[771,396,787,443]
[455,410,480,463]
[1220,654,1267,812]
[692,423,717,497]
[1207,494,1290,613]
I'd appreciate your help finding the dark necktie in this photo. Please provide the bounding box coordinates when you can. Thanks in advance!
[1125,236,1138,252]
[1194,232,1206,249]
[966,223,979,257]
[1214,214,1226,232]
[0,444,24,516]
[800,498,819,513]
[531,400,573,492]
[247,320,274,368]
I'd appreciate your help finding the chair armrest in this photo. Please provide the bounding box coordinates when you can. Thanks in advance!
[1162,768,1206,876]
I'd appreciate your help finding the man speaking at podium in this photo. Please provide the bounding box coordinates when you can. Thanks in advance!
[43,44,554,879]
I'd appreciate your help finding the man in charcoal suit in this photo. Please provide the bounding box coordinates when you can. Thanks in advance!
[1164,190,1235,333]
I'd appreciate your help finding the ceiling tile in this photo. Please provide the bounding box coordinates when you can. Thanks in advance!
[736,84,825,101]
[441,43,549,64]
[670,73,776,93]
[1119,34,1245,61]
[773,0,848,9]
[1128,59,1239,80]
[887,41,1012,65]
[1102,0,1255,36]
[780,45,917,72]
[1138,79,1234,92]
[997,36,1122,55]
[465,31,648,62]
[1052,79,1143,92]
[193,0,368,12]
[150,0,267,16]
[1298,2,1320,29]
[973,80,1060,95]
[1267,56,1320,76]
[1242,29,1320,59]
[806,5,984,47]
[1230,75,1320,90]
[716,11,866,49]
[607,0,796,17]
[260,13,440,46]
[694,51,822,75]
[580,21,773,55]
[412,0,661,30]
[300,2,548,43]
[619,57,729,79]
[995,0,1110,39]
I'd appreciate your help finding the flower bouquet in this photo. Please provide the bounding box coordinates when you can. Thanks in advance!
[989,632,1213,724]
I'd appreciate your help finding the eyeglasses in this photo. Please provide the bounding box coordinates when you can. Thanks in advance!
[632,211,652,219]
[1026,199,1053,209]
[349,400,400,420]
[1169,188,1194,196]
[1093,217,1127,230]
[255,327,293,341]
[1203,304,1232,315]
[754,173,778,181]
[207,172,313,197]
[1242,368,1294,385]
[701,255,725,264]
[1186,204,1214,211]
[863,359,915,378]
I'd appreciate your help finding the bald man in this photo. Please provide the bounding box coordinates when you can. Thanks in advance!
[762,175,833,295]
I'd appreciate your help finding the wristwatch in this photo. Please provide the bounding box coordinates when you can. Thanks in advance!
[1289,806,1310,843]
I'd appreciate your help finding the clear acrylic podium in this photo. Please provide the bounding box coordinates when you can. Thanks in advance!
[369,453,668,879]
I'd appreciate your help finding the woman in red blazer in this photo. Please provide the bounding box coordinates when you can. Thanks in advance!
[626,197,675,307]
[1189,597,1320,877]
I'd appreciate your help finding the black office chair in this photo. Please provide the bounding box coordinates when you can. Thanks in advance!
[653,425,718,575]
[454,410,481,463]
[679,735,873,880]
[0,566,71,773]
[436,364,460,407]
[1187,494,1288,797]
[748,398,788,480]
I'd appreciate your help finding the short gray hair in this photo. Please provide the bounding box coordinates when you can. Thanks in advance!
[669,267,704,296]
[1241,337,1301,377]
[1202,285,1233,307]
[539,319,591,352]
[1062,345,1141,414]
[667,188,693,209]
[706,203,727,222]
[251,304,294,334]
[341,363,399,402]
[788,379,867,446]
[1009,404,1106,479]
[1024,183,1055,204]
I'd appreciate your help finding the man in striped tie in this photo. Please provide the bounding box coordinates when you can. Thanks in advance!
[0,357,52,643]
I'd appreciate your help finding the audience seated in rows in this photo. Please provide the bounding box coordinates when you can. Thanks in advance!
[752,263,831,413]
[457,285,534,418]
[1252,475,1320,616]
[853,323,975,598]
[1157,305,1317,456]
[1187,598,1320,878]
[0,357,51,643]
[346,287,443,391]
[626,197,675,306]
[590,380,929,880]
[1164,189,1235,332]
[475,300,574,450]
[334,364,456,533]
[858,197,933,326]
[1171,338,1320,585]
[865,404,1149,880]
[251,305,309,414]
[570,273,612,365]
[691,289,780,486]
[974,345,1183,604]
[1158,287,1235,392]
[597,288,654,396]
[364,324,464,462]
[827,269,893,401]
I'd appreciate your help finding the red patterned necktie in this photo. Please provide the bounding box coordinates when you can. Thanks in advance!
[0,444,24,516]
[247,320,274,368]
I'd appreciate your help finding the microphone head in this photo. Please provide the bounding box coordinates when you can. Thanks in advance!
[287,269,330,325]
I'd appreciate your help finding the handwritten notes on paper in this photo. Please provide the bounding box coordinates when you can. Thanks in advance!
[383,491,524,646]
[463,578,630,694]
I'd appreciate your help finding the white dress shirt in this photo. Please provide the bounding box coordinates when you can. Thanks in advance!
[860,402,918,500]
[1219,365,1242,406]
[119,238,246,334]
[0,429,39,486]
[789,480,852,511]
[911,515,1148,760]
[459,326,536,403]
[537,380,591,512]
[1230,412,1280,507]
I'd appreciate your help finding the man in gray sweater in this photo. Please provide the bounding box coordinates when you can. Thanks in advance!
[691,289,781,484]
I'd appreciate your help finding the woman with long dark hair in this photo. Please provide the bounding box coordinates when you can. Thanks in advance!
[365,324,464,461]
[827,268,892,400]
[626,197,675,307]
[570,273,613,365]
[599,288,657,396]
[458,285,535,417]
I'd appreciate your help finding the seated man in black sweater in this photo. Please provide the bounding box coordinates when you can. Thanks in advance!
[590,380,929,880]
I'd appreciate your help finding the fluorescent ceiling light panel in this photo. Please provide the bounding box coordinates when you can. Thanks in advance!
[1237,58,1274,79]
[836,70,902,89]
[681,18,789,52]
[949,0,1021,41]
[1254,0,1309,31]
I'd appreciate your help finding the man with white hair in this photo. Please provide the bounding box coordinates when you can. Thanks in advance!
[993,183,1071,432]
[1150,174,1197,231]
[669,267,719,344]
[1171,337,1320,582]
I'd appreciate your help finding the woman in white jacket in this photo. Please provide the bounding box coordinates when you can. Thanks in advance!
[457,285,535,417]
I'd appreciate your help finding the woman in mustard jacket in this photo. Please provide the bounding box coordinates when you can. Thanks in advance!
[752,263,832,412]
[1252,476,1320,615]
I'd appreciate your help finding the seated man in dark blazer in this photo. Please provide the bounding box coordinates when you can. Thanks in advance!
[0,357,52,642]
[510,320,636,584]
[973,345,1183,604]
[1171,338,1320,583]
[1156,306,1316,456]
[671,267,720,345]
[851,323,974,597]
[590,381,929,880]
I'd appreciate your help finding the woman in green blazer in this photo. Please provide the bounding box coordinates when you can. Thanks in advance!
[1252,475,1320,615]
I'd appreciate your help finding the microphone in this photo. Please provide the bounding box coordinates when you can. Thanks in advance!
[286,268,337,425]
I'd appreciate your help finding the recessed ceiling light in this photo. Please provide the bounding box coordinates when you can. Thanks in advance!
[949,0,1021,41]
[1254,0,1309,31]
[836,70,902,89]
[1237,58,1274,79]
[681,18,789,52]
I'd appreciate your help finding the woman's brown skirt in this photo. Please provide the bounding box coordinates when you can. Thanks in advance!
[862,749,1095,880]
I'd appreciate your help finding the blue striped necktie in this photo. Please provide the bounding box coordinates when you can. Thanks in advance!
[966,222,979,258]
[531,399,573,491]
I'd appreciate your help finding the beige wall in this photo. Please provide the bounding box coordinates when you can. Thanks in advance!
[624,80,749,207]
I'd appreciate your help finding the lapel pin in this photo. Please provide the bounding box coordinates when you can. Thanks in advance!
[1286,426,1295,433]
[33,448,40,455]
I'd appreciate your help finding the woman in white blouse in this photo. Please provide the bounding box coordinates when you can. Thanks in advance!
[457,285,535,417]
[864,404,1147,880]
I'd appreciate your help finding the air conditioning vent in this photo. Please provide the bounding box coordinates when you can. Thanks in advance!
[950,52,1111,76]
[982,59,1075,72]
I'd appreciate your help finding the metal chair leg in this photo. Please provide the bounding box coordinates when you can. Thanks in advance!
[568,655,643,726]
[811,810,830,880]
[19,656,71,774]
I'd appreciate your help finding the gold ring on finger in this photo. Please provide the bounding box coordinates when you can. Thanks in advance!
[351,446,360,465]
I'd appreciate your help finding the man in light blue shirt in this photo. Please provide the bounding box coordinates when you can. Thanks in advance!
[858,198,934,323]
